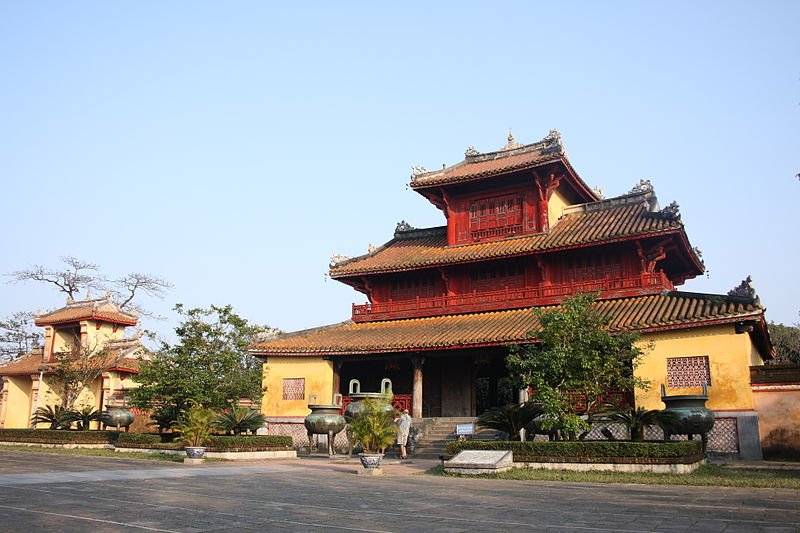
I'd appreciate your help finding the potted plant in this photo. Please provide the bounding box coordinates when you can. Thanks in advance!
[346,396,397,469]
[172,405,215,458]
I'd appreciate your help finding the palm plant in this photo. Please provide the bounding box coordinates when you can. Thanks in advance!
[477,402,544,440]
[213,405,266,435]
[31,405,71,430]
[599,404,679,441]
[172,405,215,448]
[64,405,102,431]
[346,397,397,454]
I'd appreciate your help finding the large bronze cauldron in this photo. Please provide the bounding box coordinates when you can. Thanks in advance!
[304,405,346,455]
[343,393,394,419]
[101,406,135,431]
[661,384,715,452]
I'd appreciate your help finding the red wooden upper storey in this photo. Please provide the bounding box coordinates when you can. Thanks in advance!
[329,132,704,322]
[410,131,599,244]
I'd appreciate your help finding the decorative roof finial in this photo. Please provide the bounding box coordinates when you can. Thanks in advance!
[503,130,521,150]
[728,275,759,303]
[410,165,428,178]
[465,145,479,157]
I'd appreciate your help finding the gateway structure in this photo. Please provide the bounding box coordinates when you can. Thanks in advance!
[252,131,772,458]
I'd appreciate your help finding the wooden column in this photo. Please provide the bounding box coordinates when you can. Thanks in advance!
[0,376,10,428]
[332,361,342,404]
[412,356,425,419]
[29,373,42,428]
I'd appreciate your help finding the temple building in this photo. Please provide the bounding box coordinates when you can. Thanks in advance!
[0,295,147,429]
[251,130,772,459]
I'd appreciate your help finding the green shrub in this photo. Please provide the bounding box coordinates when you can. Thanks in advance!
[446,440,702,462]
[116,432,179,445]
[112,433,291,451]
[0,429,119,444]
[206,435,292,451]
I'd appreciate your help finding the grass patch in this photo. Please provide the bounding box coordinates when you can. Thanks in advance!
[430,463,800,489]
[0,444,187,462]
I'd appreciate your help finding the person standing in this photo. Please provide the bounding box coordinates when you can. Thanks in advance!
[396,409,412,460]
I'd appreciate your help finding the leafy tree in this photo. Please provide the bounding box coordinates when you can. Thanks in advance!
[130,305,266,413]
[769,320,800,364]
[507,293,649,438]
[0,311,42,363]
[45,341,109,411]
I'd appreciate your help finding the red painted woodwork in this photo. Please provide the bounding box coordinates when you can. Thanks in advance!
[528,388,634,414]
[340,394,412,414]
[352,271,673,322]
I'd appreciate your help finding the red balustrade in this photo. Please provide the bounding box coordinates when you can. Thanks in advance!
[340,394,412,415]
[352,272,673,322]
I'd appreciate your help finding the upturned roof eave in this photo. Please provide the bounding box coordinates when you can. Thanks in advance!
[329,226,691,280]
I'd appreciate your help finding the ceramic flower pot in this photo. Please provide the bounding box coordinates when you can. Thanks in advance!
[358,453,384,469]
[184,446,207,459]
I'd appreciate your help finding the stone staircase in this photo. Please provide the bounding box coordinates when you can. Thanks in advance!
[407,417,504,459]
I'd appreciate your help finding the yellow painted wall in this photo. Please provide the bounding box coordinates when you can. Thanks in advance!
[261,357,334,417]
[636,324,761,411]
[548,189,571,229]
[753,388,800,457]
[4,376,33,428]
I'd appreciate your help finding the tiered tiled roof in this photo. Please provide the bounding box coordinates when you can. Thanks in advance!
[411,130,596,199]
[331,192,699,278]
[0,336,147,377]
[35,296,139,327]
[250,291,765,356]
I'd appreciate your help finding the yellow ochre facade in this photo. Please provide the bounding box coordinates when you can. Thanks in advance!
[0,296,146,429]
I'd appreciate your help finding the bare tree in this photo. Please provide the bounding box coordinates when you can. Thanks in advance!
[8,256,172,317]
[0,311,43,363]
[10,256,101,300]
[110,273,173,310]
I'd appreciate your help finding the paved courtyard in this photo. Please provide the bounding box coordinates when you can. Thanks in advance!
[0,450,798,532]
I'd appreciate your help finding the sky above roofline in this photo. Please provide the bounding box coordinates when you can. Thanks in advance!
[0,2,797,341]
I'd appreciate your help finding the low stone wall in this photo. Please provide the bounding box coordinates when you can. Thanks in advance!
[114,447,298,460]
[515,459,705,474]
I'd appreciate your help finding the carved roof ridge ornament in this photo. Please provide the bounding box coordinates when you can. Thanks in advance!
[410,165,428,178]
[658,201,681,221]
[629,179,654,195]
[465,145,480,158]
[395,220,414,233]
[330,254,353,268]
[503,130,521,151]
[692,246,705,266]
[728,275,760,305]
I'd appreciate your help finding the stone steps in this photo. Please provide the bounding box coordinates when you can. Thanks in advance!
[410,417,503,459]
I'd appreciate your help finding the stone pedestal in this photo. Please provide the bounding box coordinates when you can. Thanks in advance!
[356,467,383,476]
[183,458,205,465]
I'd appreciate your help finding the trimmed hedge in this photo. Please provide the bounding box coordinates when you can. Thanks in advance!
[115,432,182,449]
[205,435,293,451]
[446,440,703,463]
[0,429,119,444]
[0,430,294,452]
[114,433,293,451]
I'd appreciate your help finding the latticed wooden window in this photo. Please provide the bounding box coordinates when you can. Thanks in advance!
[282,378,305,400]
[469,194,523,240]
[667,356,711,388]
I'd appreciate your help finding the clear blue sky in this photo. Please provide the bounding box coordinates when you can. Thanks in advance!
[1,2,798,340]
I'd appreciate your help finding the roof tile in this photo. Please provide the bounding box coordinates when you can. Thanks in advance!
[250,292,762,356]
